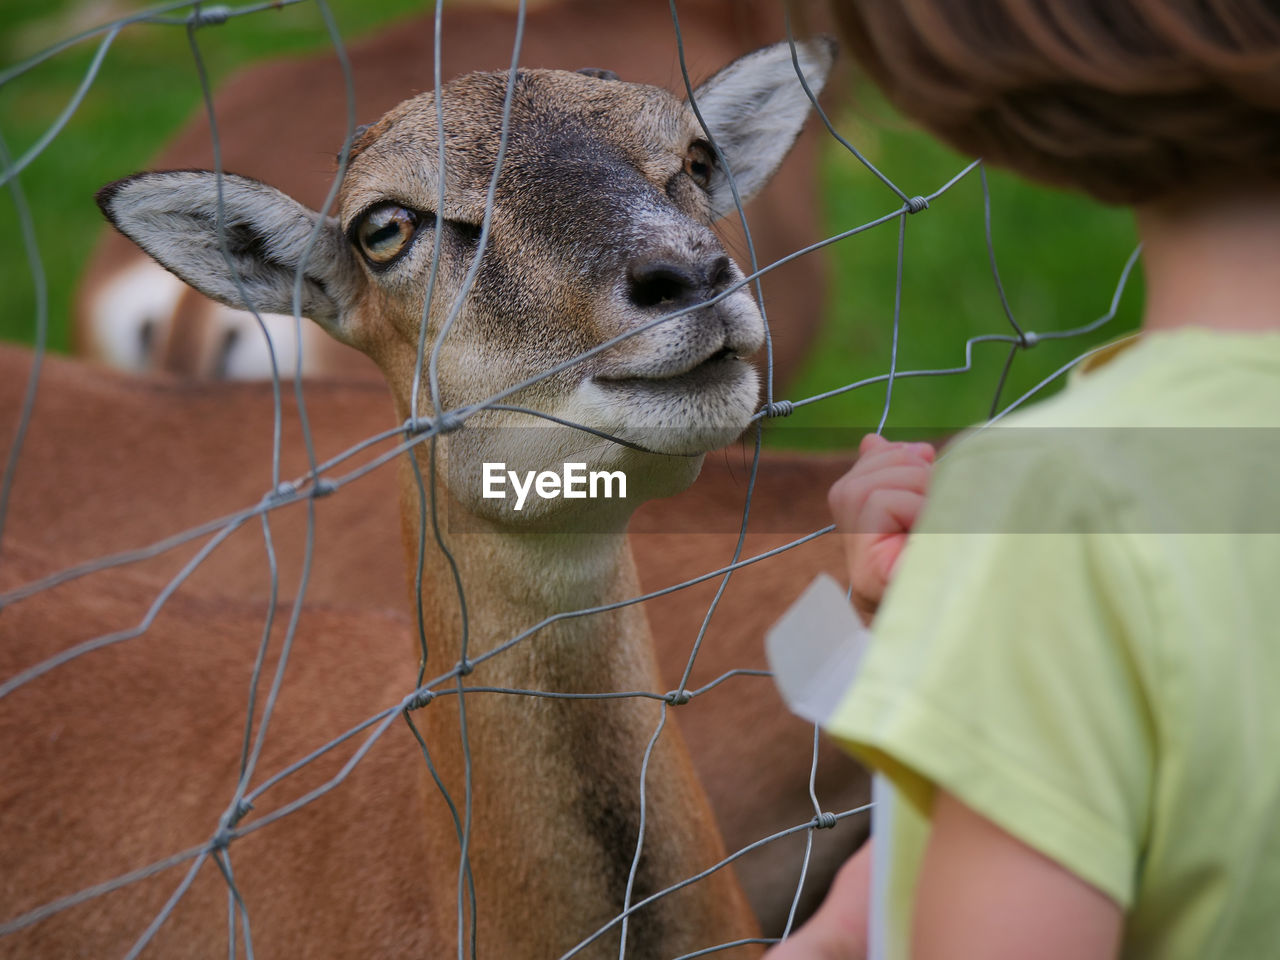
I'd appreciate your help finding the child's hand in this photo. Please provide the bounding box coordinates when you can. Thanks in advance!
[827,433,936,625]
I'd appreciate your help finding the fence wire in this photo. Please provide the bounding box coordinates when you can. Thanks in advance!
[0,1,1141,957]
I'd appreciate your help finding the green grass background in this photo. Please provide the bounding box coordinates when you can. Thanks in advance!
[0,0,1143,447]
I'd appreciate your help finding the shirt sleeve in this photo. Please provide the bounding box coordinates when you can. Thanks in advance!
[826,431,1157,909]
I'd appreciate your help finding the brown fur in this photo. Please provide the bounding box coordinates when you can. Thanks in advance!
[75,0,833,386]
[0,346,867,954]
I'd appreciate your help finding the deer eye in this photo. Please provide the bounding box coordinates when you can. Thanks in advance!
[354,203,420,266]
[683,140,716,190]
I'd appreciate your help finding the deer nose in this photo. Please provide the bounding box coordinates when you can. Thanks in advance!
[627,255,733,310]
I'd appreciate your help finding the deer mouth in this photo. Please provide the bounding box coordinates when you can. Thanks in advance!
[575,338,760,457]
[668,344,740,378]
[592,343,746,389]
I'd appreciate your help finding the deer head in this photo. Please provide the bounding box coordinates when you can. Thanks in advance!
[97,39,835,527]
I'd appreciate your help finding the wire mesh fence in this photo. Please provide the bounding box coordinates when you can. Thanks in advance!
[0,1,1141,957]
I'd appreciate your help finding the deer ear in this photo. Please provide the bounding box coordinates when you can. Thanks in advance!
[690,37,837,220]
[96,171,364,341]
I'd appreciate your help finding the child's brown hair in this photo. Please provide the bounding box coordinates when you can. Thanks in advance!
[829,1,1280,204]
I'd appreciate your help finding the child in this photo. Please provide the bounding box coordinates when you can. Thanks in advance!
[769,3,1280,958]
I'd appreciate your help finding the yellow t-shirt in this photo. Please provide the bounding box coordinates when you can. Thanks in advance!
[827,328,1280,959]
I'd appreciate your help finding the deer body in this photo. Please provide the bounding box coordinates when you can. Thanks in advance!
[5,39,850,956]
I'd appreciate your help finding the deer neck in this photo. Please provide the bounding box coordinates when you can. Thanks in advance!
[394,449,759,958]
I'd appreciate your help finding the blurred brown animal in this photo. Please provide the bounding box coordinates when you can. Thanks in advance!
[74,0,832,390]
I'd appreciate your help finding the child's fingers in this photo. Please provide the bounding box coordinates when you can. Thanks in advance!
[828,437,937,625]
[858,432,890,456]
[854,440,928,472]
[859,432,936,462]
[828,438,935,519]
[828,464,932,532]
[840,462,933,504]
[842,443,936,493]
[855,487,929,537]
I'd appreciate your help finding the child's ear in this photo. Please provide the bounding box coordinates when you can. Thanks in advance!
[96,170,365,341]
[690,37,837,220]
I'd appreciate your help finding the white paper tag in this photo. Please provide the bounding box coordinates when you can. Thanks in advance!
[766,573,873,726]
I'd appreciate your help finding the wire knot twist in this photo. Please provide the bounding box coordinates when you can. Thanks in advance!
[813,811,839,830]
[665,689,692,706]
[310,478,337,499]
[210,827,235,851]
[456,658,474,677]
[436,411,465,435]
[226,799,253,829]
[264,481,296,505]
[404,411,464,437]
[762,400,795,418]
[1019,330,1040,348]
[404,689,435,711]
[189,4,232,26]
[905,195,930,214]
